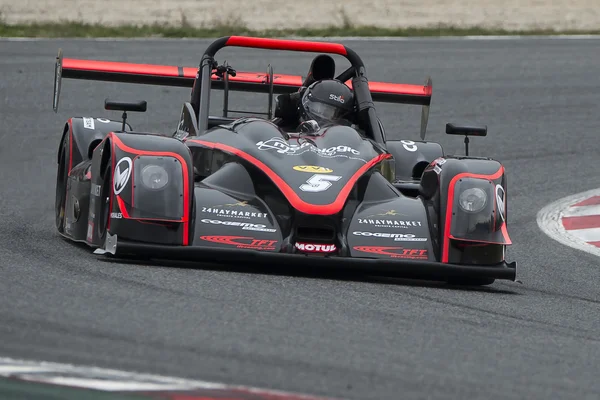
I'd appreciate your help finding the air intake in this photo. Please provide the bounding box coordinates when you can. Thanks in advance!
[296,225,336,242]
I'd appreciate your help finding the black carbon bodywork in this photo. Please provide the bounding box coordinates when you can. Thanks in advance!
[53,36,517,285]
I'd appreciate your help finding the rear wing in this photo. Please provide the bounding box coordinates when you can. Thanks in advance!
[53,36,433,138]
[53,52,432,108]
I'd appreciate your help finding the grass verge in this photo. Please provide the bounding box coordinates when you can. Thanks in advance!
[1,21,600,38]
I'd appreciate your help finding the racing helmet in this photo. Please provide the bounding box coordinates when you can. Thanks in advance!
[299,79,354,126]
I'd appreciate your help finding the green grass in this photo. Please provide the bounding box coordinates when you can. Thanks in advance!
[1,21,600,38]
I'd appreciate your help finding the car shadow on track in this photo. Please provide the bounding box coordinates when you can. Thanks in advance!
[97,254,520,295]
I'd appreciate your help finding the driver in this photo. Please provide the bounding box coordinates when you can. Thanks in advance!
[274,79,355,132]
[299,79,355,127]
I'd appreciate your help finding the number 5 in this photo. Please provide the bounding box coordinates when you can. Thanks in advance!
[299,174,342,192]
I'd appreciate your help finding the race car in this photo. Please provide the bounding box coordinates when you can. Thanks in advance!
[53,35,516,285]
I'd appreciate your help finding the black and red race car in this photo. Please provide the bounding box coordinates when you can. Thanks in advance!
[53,35,516,285]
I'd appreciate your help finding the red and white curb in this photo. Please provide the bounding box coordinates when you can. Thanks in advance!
[0,356,336,399]
[537,188,600,257]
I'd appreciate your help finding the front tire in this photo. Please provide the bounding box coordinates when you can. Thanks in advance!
[97,158,112,245]
[55,136,69,233]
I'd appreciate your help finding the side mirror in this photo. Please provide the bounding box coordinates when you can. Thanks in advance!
[104,99,147,131]
[446,123,487,137]
[104,99,147,113]
[445,123,487,156]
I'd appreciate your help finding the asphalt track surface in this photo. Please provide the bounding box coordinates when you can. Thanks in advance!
[1,37,600,400]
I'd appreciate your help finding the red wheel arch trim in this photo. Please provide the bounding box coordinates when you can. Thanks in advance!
[442,168,511,263]
[187,139,390,215]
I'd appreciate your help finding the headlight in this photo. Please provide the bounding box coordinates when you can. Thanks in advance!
[141,164,169,190]
[458,187,487,213]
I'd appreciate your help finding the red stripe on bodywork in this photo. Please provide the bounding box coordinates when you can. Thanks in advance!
[442,168,507,263]
[571,196,600,207]
[562,215,600,231]
[110,134,190,245]
[187,139,389,215]
[225,36,348,55]
[116,196,130,218]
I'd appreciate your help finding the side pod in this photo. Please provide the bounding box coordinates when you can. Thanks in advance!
[419,156,511,265]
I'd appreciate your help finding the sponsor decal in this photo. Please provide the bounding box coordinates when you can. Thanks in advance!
[256,137,363,161]
[200,201,267,220]
[91,183,101,197]
[295,243,337,253]
[113,157,132,195]
[96,118,110,123]
[111,212,122,219]
[364,209,407,218]
[329,93,345,103]
[432,157,446,174]
[200,235,277,250]
[358,218,422,229]
[353,231,427,242]
[496,184,506,221]
[201,218,276,233]
[82,117,95,130]
[293,165,333,173]
[354,246,428,260]
[400,140,418,152]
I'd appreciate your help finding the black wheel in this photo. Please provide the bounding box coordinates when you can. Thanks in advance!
[55,136,69,233]
[97,158,112,245]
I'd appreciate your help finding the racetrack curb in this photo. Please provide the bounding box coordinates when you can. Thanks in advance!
[537,188,600,258]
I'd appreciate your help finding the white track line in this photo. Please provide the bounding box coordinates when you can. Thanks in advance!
[537,188,600,258]
[0,356,331,399]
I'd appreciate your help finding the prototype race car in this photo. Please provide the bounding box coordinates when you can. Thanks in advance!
[53,35,516,285]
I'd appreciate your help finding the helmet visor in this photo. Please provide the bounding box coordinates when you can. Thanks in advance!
[302,96,349,124]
